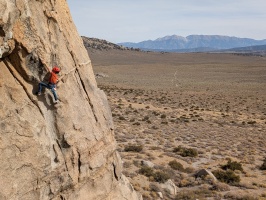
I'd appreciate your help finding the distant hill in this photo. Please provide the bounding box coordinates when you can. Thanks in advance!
[118,35,266,51]
[140,47,218,53]
[82,36,126,50]
[82,36,266,56]
[222,44,266,52]
[82,36,140,51]
[219,44,266,57]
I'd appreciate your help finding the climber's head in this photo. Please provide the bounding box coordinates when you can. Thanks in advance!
[52,66,60,74]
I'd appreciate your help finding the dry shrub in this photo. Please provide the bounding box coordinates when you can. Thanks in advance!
[224,192,258,200]
[179,177,196,187]
[174,188,217,200]
[212,170,240,185]
[153,171,170,183]
[211,182,230,191]
[173,145,198,157]
[168,160,185,171]
[132,183,141,191]
[124,145,143,152]
[133,160,140,167]
[118,116,126,120]
[142,192,151,199]
[260,157,266,170]
[123,161,131,168]
[184,167,195,174]
[139,166,154,177]
[161,114,166,118]
[150,146,161,150]
[221,159,243,172]
[139,166,171,183]
[150,191,158,199]
[143,116,149,121]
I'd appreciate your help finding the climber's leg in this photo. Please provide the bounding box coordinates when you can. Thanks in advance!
[38,82,49,95]
[50,84,58,101]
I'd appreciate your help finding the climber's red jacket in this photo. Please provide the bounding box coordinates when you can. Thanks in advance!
[49,71,58,84]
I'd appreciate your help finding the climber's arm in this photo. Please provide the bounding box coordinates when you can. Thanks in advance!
[43,63,51,72]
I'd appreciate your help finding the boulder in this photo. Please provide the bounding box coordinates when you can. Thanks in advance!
[195,169,217,181]
[141,160,155,168]
[95,73,109,78]
[149,182,162,192]
[161,179,178,195]
[157,192,163,199]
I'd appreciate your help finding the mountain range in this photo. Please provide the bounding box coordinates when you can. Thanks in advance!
[118,35,266,52]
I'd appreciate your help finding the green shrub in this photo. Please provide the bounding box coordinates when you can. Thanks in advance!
[173,145,198,157]
[212,170,240,184]
[153,171,170,183]
[260,158,266,170]
[169,160,185,171]
[139,166,154,177]
[124,145,143,152]
[139,167,170,183]
[221,159,243,172]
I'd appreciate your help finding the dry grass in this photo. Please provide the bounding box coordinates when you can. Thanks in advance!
[90,49,266,199]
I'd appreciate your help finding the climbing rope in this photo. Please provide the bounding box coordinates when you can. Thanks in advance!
[58,60,91,82]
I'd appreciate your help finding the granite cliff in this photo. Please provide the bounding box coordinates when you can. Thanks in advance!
[0,0,140,199]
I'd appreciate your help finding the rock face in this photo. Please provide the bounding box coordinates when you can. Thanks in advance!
[0,0,140,199]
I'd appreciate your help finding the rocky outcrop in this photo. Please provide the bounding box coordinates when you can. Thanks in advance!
[82,36,141,52]
[0,0,140,199]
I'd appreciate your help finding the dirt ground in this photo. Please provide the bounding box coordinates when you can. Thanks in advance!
[89,49,266,200]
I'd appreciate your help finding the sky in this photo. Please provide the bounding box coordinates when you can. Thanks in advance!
[67,0,266,43]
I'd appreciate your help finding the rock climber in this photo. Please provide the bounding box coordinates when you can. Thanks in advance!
[37,65,60,103]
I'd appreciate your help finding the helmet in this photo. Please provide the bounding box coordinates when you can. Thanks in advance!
[52,66,60,73]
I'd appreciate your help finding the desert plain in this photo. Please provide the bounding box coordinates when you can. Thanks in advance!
[88,48,266,200]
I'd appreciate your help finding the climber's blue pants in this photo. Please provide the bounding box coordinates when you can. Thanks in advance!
[38,82,58,100]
